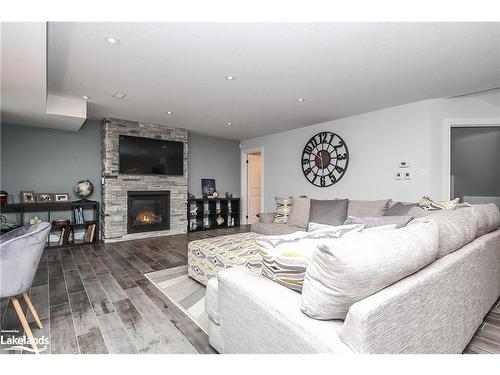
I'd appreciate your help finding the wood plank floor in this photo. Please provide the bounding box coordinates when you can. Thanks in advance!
[1,224,499,354]
[0,226,248,354]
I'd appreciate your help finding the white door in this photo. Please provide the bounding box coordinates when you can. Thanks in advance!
[247,153,261,224]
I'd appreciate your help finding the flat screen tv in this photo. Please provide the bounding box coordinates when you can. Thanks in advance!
[119,135,184,175]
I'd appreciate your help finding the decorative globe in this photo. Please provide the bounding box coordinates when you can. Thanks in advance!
[74,179,94,200]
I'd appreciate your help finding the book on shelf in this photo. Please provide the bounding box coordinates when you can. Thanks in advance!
[85,223,96,243]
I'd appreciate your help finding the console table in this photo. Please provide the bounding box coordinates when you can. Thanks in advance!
[1,201,100,249]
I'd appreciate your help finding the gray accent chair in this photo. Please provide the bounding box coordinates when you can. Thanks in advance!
[0,222,51,354]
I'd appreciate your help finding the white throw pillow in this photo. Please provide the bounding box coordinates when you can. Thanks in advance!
[300,221,439,320]
[256,225,363,291]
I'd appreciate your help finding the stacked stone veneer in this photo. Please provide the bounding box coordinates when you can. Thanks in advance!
[101,118,188,242]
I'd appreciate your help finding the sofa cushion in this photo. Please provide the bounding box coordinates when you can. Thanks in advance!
[472,203,500,237]
[309,199,349,226]
[287,197,310,229]
[273,196,293,223]
[407,206,432,218]
[344,215,413,229]
[385,202,417,216]
[256,225,363,292]
[300,221,439,320]
[251,222,301,235]
[410,207,477,259]
[347,199,391,217]
[206,277,220,324]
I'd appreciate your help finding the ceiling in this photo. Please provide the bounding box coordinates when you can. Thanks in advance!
[5,22,500,139]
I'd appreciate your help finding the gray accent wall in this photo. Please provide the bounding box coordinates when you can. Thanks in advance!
[188,132,241,198]
[451,126,500,200]
[1,121,102,203]
[0,122,241,206]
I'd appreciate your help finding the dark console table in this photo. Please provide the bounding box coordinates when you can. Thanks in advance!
[187,198,240,232]
[1,200,100,249]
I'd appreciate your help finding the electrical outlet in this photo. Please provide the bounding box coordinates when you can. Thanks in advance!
[399,161,410,168]
[394,171,402,180]
[403,171,411,180]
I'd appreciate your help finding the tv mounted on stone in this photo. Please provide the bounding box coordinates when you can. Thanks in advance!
[119,135,184,175]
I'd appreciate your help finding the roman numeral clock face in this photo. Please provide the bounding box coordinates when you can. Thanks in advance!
[301,132,349,187]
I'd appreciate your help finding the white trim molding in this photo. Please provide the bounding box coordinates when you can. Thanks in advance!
[441,118,500,200]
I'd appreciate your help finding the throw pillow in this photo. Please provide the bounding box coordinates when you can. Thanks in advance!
[273,196,293,223]
[287,196,311,229]
[256,224,364,292]
[347,199,391,217]
[472,203,500,237]
[418,196,460,211]
[407,206,432,218]
[309,199,349,226]
[344,215,414,229]
[384,202,417,216]
[300,220,439,320]
[409,207,477,259]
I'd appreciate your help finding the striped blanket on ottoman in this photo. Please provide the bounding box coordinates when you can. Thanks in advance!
[187,232,262,285]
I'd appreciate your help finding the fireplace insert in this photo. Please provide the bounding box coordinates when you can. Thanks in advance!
[127,191,170,234]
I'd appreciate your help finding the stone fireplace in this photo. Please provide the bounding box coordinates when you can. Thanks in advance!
[127,191,170,234]
[101,118,188,242]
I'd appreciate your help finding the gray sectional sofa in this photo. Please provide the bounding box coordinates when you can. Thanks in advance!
[206,202,500,354]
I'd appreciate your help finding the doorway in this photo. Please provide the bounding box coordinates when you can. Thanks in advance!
[245,151,262,224]
[450,125,500,207]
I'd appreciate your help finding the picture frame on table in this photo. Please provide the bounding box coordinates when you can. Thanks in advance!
[53,193,70,202]
[35,193,53,203]
[20,191,35,204]
[201,178,216,198]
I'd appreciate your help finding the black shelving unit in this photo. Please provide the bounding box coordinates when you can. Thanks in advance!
[187,198,240,232]
[1,200,100,249]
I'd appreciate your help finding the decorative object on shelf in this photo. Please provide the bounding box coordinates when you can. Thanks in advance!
[35,193,53,203]
[84,224,96,243]
[188,192,195,200]
[29,216,43,225]
[0,191,8,206]
[212,191,219,198]
[201,178,216,198]
[52,219,71,226]
[225,192,233,199]
[190,206,199,216]
[73,207,85,224]
[216,215,225,226]
[20,191,35,204]
[74,179,94,201]
[53,193,70,202]
[301,131,349,187]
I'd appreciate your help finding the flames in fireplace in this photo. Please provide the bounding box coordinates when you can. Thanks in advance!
[135,211,160,225]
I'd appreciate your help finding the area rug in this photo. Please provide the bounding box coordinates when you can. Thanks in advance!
[144,266,208,333]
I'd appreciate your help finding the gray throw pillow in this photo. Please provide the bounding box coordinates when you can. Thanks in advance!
[385,202,417,216]
[344,215,414,229]
[347,199,391,217]
[472,203,500,237]
[309,199,349,226]
[287,196,311,229]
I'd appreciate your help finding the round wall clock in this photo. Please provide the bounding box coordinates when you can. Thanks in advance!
[301,132,349,187]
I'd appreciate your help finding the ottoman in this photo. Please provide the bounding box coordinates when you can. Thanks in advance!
[188,232,262,285]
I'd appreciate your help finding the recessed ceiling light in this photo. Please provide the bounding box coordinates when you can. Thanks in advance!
[82,95,91,100]
[112,91,128,99]
[226,122,232,126]
[225,76,235,80]
[297,98,305,102]
[166,111,173,115]
[105,36,119,45]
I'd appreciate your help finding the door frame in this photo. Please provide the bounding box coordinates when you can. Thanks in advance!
[240,147,264,225]
[442,118,500,199]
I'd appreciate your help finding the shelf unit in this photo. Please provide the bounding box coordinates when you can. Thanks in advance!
[1,200,100,249]
[187,197,240,232]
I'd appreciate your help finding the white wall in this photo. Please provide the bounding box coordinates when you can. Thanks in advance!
[241,91,500,211]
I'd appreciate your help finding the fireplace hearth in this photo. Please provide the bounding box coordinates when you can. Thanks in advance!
[127,191,170,234]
